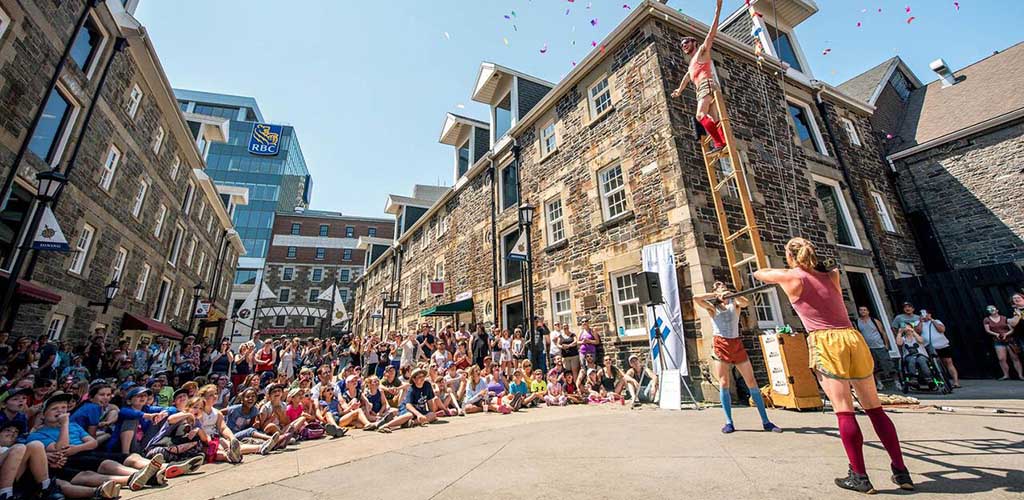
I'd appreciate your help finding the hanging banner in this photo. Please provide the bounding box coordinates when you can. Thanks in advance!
[32,206,69,251]
[506,232,529,262]
[642,239,687,376]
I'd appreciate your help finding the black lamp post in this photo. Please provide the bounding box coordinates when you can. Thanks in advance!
[87,279,120,314]
[0,170,68,328]
[186,282,205,336]
[518,202,539,368]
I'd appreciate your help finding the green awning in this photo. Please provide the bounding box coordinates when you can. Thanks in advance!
[420,298,474,317]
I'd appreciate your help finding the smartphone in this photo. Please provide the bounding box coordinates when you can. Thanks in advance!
[920,309,928,317]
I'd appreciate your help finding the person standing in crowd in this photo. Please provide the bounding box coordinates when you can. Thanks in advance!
[578,320,601,369]
[132,341,150,376]
[253,342,276,384]
[755,238,912,494]
[208,340,233,378]
[855,306,897,391]
[1003,293,1024,379]
[985,304,1024,380]
[916,310,959,388]
[534,317,550,371]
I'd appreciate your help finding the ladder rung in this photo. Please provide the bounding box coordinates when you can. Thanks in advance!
[714,173,736,192]
[725,226,750,243]
[732,254,759,269]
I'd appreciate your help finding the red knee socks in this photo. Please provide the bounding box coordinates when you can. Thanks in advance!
[836,412,867,475]
[866,407,907,472]
[698,116,726,149]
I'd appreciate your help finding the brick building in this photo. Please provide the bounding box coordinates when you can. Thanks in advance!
[355,0,921,398]
[0,0,245,345]
[252,209,392,337]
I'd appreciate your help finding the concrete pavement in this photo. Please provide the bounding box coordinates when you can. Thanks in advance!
[125,380,1024,499]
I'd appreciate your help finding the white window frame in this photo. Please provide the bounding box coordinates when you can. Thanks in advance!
[182,180,195,215]
[173,287,184,318]
[311,267,323,283]
[169,156,180,181]
[196,251,206,279]
[305,316,317,327]
[126,84,143,118]
[812,174,863,249]
[111,247,128,286]
[846,266,898,358]
[342,249,352,261]
[153,277,172,321]
[274,316,286,327]
[436,215,449,239]
[75,12,109,80]
[278,287,291,303]
[308,288,320,303]
[153,204,166,238]
[37,85,81,168]
[0,6,12,42]
[167,225,184,266]
[545,197,566,245]
[68,223,95,274]
[871,191,897,233]
[282,267,294,282]
[339,268,350,282]
[787,98,829,156]
[597,164,629,221]
[500,227,522,286]
[46,314,67,341]
[131,178,148,219]
[152,125,164,154]
[135,262,150,301]
[540,120,557,157]
[315,247,325,260]
[98,144,120,192]
[435,261,445,281]
[746,260,784,328]
[841,117,862,147]
[587,76,613,118]
[551,288,572,326]
[419,271,428,302]
[185,236,197,267]
[611,270,646,338]
[498,161,518,211]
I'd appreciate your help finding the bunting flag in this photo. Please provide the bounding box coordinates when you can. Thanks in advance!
[235,282,276,321]
[316,285,350,326]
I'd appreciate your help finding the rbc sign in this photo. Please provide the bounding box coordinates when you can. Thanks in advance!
[248,123,282,156]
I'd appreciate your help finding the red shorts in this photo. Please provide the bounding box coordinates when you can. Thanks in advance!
[712,336,748,365]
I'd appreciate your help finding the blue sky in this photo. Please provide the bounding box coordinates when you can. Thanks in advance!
[137,0,1022,218]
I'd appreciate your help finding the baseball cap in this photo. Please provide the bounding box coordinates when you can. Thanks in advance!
[344,374,360,384]
[443,361,455,370]
[42,392,76,411]
[5,388,33,400]
[172,388,190,400]
[119,381,137,392]
[126,386,152,400]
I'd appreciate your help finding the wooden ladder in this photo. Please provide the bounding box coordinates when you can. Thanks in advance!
[699,87,768,290]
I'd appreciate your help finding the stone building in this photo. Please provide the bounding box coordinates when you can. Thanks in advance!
[0,0,245,345]
[355,0,921,396]
[253,209,392,337]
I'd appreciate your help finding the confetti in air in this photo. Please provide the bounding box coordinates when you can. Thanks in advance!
[906,16,916,23]
[443,32,450,40]
[590,18,598,26]
[540,43,548,54]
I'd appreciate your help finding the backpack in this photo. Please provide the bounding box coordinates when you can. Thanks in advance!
[300,421,325,440]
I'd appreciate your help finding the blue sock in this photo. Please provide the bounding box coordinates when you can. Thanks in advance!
[750,390,770,424]
[719,386,733,425]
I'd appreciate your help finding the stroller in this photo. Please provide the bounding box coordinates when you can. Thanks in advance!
[897,342,953,395]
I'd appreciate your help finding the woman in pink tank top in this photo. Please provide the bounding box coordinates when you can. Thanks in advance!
[755,238,912,493]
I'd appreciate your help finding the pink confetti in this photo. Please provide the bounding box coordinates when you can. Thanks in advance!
[622,4,630,9]
[590,18,598,26]
[906,16,916,23]
[905,6,911,13]
[592,40,597,47]
[885,133,894,139]
[878,8,882,13]
[822,48,831,55]
[571,61,577,67]
[856,21,862,27]
[954,1,960,11]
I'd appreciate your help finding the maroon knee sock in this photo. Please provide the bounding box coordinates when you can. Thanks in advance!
[699,116,726,148]
[866,407,907,472]
[836,411,867,475]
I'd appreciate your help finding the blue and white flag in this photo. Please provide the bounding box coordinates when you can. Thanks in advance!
[642,240,687,376]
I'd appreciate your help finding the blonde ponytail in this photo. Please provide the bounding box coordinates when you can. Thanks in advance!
[786,237,818,271]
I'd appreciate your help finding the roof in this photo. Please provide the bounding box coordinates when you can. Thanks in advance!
[173,88,266,122]
[893,42,1024,153]
[472,62,556,104]
[282,209,392,224]
[439,113,489,146]
[838,57,922,106]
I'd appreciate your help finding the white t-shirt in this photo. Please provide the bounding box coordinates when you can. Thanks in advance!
[549,329,562,357]
[920,319,950,350]
[400,340,418,366]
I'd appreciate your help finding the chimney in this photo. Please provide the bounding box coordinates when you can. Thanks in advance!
[929,58,957,88]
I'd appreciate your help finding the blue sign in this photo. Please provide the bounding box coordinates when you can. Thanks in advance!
[247,123,283,156]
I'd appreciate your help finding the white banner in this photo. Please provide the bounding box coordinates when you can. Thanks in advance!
[642,239,687,376]
[506,231,528,261]
[762,333,790,395]
[32,206,69,251]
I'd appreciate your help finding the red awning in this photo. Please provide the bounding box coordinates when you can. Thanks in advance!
[122,313,183,340]
[15,279,61,304]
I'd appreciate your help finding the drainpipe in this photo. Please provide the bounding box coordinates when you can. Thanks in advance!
[393,244,403,331]
[208,229,230,302]
[489,160,499,328]
[813,90,894,293]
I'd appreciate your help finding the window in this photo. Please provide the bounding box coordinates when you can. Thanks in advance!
[169,156,181,180]
[0,7,11,41]
[167,225,184,265]
[501,228,522,284]
[70,16,104,76]
[339,269,350,282]
[871,191,897,233]
[813,176,860,248]
[286,246,297,259]
[185,237,197,266]
[153,278,172,321]
[311,268,323,282]
[494,92,512,140]
[196,251,206,279]
[234,270,258,285]
[716,157,741,198]
[308,288,320,303]
[340,289,349,303]
[500,162,518,210]
[152,205,166,238]
[28,87,77,165]
[540,121,557,156]
[545,198,565,244]
[315,247,325,260]
[588,77,613,117]
[746,261,783,328]
[368,227,377,237]
[435,261,445,281]
[135,262,150,301]
[206,213,213,233]
[552,289,572,326]
[152,125,164,154]
[0,185,32,272]
[274,316,286,327]
[320,224,330,237]
[598,164,628,220]
[182,181,195,214]
[841,117,862,147]
[278,288,291,303]
[68,223,95,274]
[305,316,317,327]
[457,139,471,178]
[419,271,429,301]
[342,249,352,261]
[46,314,67,341]
[173,287,184,318]
[98,145,120,191]
[612,271,646,337]
[787,101,826,155]
[290,223,301,235]
[766,25,803,73]
[890,69,912,102]
[131,179,148,218]
[126,84,143,118]
[282,267,294,281]
[344,226,354,238]
[111,247,128,285]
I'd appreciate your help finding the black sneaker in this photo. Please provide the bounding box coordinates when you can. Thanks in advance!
[835,467,876,494]
[891,466,914,490]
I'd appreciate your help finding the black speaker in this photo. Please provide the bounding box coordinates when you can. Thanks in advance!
[634,271,664,306]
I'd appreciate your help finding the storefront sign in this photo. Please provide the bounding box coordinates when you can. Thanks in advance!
[261,327,315,335]
[248,123,283,156]
[193,300,211,319]
[430,280,445,296]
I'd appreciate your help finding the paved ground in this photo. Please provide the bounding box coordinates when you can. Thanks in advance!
[126,380,1023,499]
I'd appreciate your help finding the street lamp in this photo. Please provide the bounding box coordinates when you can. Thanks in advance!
[186,282,205,336]
[518,202,540,369]
[0,170,69,328]
[87,279,119,314]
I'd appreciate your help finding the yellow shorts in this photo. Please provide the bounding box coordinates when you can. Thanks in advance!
[808,327,875,380]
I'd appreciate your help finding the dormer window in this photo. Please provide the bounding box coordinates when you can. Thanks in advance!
[494,92,512,140]
[766,25,804,73]
[457,139,471,178]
